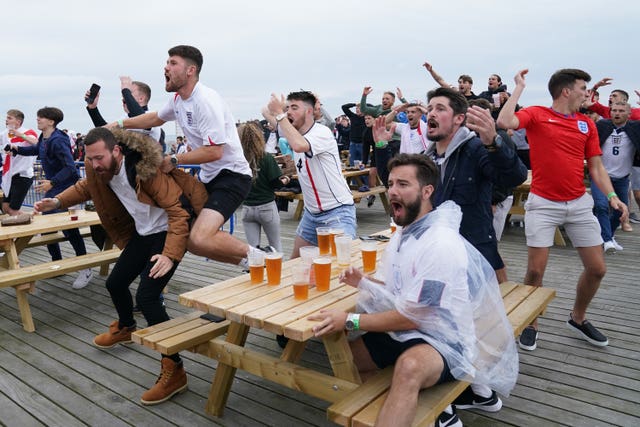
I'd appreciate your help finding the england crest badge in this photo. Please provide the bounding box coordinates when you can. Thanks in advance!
[577,120,588,134]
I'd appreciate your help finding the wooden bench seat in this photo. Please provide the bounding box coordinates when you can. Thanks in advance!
[327,282,555,427]
[24,227,92,249]
[0,248,121,289]
[132,311,230,355]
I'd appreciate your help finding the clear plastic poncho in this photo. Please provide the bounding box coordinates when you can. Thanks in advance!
[357,201,518,396]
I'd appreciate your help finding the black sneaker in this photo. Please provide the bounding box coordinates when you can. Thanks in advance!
[566,314,609,347]
[262,245,276,254]
[518,325,538,351]
[437,405,462,427]
[367,195,376,207]
[454,386,502,412]
[132,305,142,314]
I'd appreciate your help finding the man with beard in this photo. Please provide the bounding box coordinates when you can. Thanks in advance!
[35,127,208,406]
[308,154,518,427]
[374,88,527,284]
[498,69,628,351]
[108,45,266,270]
[266,91,356,257]
[422,61,479,101]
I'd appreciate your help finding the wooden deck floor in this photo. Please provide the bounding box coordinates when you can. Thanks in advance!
[1,198,639,426]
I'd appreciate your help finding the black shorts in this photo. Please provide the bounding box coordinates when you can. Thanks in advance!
[362,332,455,385]
[203,169,252,222]
[473,240,505,270]
[3,175,33,210]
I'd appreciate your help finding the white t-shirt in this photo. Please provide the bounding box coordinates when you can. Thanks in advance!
[265,132,278,154]
[290,123,353,214]
[108,159,168,236]
[602,129,635,179]
[1,127,38,195]
[157,82,251,183]
[396,121,429,154]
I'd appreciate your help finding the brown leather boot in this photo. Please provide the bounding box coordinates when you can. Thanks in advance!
[93,320,136,348]
[140,357,188,405]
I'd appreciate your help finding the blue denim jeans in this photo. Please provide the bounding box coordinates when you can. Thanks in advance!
[349,142,363,166]
[296,204,357,245]
[591,175,629,242]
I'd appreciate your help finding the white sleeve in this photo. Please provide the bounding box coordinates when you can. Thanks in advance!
[306,125,336,155]
[196,94,229,146]
[157,98,176,122]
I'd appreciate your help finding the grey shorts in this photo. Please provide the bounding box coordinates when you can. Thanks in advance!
[631,166,640,191]
[524,192,602,248]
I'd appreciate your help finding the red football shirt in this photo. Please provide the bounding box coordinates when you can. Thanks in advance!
[516,106,601,201]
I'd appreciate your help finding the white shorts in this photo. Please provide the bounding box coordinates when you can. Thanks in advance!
[524,192,602,248]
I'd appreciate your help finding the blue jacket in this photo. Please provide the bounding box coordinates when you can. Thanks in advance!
[427,127,527,245]
[17,128,79,197]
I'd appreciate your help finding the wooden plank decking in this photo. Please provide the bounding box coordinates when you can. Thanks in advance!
[1,199,639,426]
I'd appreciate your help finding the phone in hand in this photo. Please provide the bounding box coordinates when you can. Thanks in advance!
[85,83,101,104]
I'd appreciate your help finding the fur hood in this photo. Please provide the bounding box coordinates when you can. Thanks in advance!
[111,128,163,182]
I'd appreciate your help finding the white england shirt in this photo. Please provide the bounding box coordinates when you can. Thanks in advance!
[291,123,353,214]
[602,128,634,179]
[158,82,251,183]
[396,121,429,154]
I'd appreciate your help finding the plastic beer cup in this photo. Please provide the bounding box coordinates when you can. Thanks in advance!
[291,264,310,300]
[299,246,320,285]
[316,227,331,255]
[265,252,283,285]
[335,235,352,267]
[248,251,265,284]
[313,257,332,291]
[361,241,377,273]
[329,227,344,256]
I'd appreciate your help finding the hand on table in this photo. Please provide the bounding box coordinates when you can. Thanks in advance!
[308,309,348,337]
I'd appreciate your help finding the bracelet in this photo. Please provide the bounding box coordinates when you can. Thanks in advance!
[375,140,388,148]
[607,192,618,200]
[352,314,360,331]
[117,119,124,129]
[54,198,61,209]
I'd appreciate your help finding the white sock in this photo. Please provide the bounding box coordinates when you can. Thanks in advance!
[470,383,492,398]
[442,404,454,415]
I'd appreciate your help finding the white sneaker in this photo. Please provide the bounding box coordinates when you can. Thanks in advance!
[612,238,623,252]
[72,268,94,289]
[603,241,616,254]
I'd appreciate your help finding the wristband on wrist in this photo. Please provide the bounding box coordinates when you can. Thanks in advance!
[54,198,61,209]
[607,192,618,200]
[375,140,388,148]
[117,119,124,129]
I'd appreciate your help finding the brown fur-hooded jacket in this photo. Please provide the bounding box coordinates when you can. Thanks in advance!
[56,129,208,261]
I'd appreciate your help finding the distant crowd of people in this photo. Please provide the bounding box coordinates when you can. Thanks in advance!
[2,44,638,427]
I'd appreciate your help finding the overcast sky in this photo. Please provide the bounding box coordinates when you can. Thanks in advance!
[2,0,638,137]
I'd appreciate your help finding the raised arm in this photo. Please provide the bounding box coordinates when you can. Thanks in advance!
[267,93,310,153]
[497,69,527,130]
[107,111,165,130]
[422,61,452,88]
[359,86,379,116]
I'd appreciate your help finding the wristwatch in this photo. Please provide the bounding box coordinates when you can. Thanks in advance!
[170,155,179,166]
[345,313,360,331]
[485,134,503,152]
[275,112,287,122]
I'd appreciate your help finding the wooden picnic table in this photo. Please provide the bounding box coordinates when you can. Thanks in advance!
[178,234,389,417]
[0,210,120,331]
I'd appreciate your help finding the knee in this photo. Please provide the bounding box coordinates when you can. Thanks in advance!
[188,232,209,253]
[525,268,544,285]
[585,262,606,280]
[392,354,427,391]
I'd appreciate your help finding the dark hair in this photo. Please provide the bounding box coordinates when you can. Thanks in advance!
[84,127,118,150]
[427,87,469,116]
[384,91,395,99]
[468,98,492,110]
[611,89,630,101]
[458,74,473,84]
[168,45,203,75]
[6,109,24,124]
[491,74,502,83]
[388,153,439,191]
[548,68,591,100]
[287,91,317,109]
[36,107,64,126]
[132,81,151,102]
